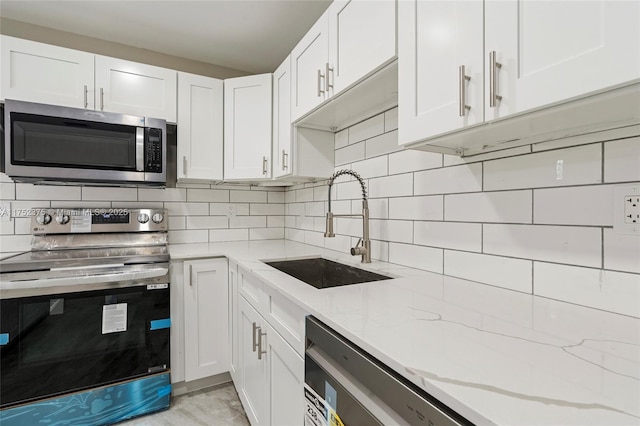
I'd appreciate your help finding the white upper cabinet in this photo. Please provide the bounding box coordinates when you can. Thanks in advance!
[1,36,94,108]
[95,56,177,122]
[328,0,397,94]
[291,1,397,122]
[177,72,223,181]
[291,11,330,121]
[224,74,273,180]
[485,0,640,121]
[399,0,640,150]
[398,1,484,143]
[0,36,178,121]
[272,56,293,179]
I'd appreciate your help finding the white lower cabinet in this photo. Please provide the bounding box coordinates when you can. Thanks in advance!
[229,260,240,385]
[183,258,229,382]
[238,296,304,426]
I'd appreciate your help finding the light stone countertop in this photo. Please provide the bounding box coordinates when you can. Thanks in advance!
[170,240,640,425]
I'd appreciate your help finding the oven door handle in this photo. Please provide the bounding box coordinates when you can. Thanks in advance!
[0,267,168,292]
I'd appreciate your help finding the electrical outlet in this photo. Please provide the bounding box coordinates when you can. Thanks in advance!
[226,204,236,218]
[624,196,640,224]
[614,185,640,235]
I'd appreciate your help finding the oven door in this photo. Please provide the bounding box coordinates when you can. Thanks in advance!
[0,282,170,408]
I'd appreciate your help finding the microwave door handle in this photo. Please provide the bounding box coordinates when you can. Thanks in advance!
[136,128,145,171]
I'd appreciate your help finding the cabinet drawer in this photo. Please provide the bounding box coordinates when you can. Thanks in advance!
[238,266,267,312]
[265,289,307,357]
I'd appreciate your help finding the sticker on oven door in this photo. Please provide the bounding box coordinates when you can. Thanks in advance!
[102,303,127,334]
[70,210,91,233]
[304,384,328,426]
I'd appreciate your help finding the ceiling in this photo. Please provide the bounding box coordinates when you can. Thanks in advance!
[0,0,332,74]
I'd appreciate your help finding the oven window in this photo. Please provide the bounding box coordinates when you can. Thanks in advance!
[11,112,137,171]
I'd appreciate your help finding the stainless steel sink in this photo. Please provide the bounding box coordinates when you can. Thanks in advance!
[264,257,392,289]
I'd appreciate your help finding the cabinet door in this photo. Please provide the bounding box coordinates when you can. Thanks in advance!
[177,72,223,181]
[183,259,229,382]
[239,296,269,425]
[224,74,273,180]
[266,322,304,426]
[398,0,483,145]
[290,11,329,121]
[328,0,396,95]
[272,56,293,179]
[485,0,640,121]
[95,56,177,122]
[229,261,240,384]
[0,36,94,108]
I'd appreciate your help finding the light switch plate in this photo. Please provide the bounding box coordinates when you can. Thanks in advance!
[614,185,640,235]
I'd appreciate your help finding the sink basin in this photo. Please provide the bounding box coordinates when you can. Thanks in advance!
[264,257,392,289]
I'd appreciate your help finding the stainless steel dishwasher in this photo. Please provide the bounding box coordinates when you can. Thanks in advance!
[304,316,470,426]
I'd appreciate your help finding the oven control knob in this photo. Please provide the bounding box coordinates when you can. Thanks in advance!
[152,213,164,224]
[56,214,70,225]
[137,213,150,224]
[36,214,52,225]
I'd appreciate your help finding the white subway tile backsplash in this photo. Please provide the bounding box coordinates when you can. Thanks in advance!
[324,234,352,253]
[268,192,285,203]
[349,114,384,144]
[305,201,325,217]
[335,217,361,237]
[168,216,186,230]
[250,203,285,216]
[336,180,366,200]
[186,216,228,229]
[388,196,443,221]
[444,146,532,166]
[9,201,50,217]
[444,251,533,293]
[330,200,352,215]
[139,188,186,202]
[305,230,325,247]
[369,174,412,198]
[268,216,286,228]
[369,239,390,262]
[483,224,602,268]
[445,191,532,223]
[16,184,81,201]
[603,229,640,274]
[313,217,326,232]
[351,156,388,179]
[388,150,442,174]
[335,129,349,150]
[230,190,267,203]
[295,187,314,202]
[82,187,137,201]
[287,203,305,216]
[384,108,398,132]
[52,201,112,209]
[186,188,229,202]
[414,221,482,252]
[209,228,249,242]
[388,242,443,273]
[352,198,388,219]
[250,227,284,240]
[335,142,365,166]
[168,230,208,244]
[484,144,602,190]
[112,202,162,209]
[210,203,249,216]
[604,137,640,183]
[365,130,401,158]
[286,228,305,243]
[0,183,15,199]
[534,263,640,318]
[14,218,31,235]
[0,220,15,235]
[415,163,482,195]
[370,219,413,243]
[0,234,31,253]
[534,185,613,226]
[230,216,266,228]
[285,190,296,204]
[164,202,209,216]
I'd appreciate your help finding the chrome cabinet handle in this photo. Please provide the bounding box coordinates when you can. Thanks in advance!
[100,87,105,111]
[325,63,334,93]
[317,69,325,97]
[257,327,267,360]
[489,51,502,107]
[262,156,268,175]
[83,85,88,108]
[282,150,288,171]
[252,322,259,352]
[458,65,471,117]
[183,156,188,175]
[187,264,193,286]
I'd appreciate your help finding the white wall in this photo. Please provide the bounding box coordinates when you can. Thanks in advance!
[0,179,285,257]
[284,107,640,318]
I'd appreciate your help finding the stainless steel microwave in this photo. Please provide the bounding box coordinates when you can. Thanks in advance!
[2,99,166,186]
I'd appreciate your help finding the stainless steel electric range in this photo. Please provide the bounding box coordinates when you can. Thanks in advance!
[0,208,171,425]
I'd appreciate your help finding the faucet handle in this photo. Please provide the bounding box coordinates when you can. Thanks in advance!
[350,238,365,256]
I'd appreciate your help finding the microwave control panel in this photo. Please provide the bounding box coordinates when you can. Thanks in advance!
[145,128,163,173]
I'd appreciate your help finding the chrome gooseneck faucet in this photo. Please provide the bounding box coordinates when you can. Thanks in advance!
[324,169,371,263]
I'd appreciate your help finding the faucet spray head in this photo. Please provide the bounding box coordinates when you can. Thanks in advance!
[324,212,335,237]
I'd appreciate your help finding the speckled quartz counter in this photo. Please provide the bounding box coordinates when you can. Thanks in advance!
[170,240,640,425]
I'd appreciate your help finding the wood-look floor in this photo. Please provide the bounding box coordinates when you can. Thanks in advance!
[120,382,250,426]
